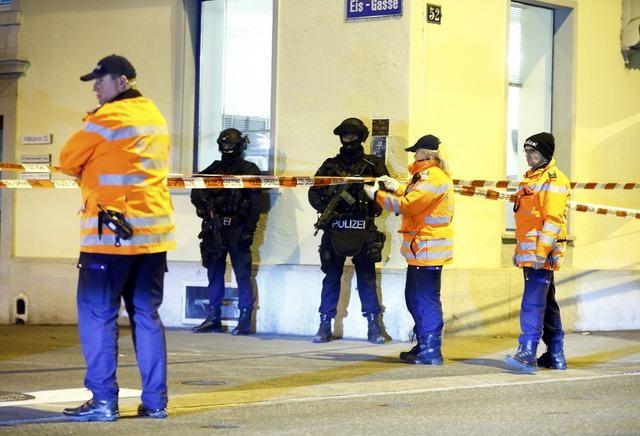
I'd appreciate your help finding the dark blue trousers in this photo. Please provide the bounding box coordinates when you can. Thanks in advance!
[206,226,254,311]
[519,268,564,345]
[318,235,381,318]
[76,251,168,410]
[405,265,443,336]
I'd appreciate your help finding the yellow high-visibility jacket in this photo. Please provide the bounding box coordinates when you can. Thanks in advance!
[513,159,570,271]
[375,160,454,266]
[59,92,176,255]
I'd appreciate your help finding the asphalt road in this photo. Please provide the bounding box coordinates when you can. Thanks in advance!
[0,326,638,435]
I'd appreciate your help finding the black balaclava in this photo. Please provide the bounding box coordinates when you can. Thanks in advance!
[217,128,248,161]
[333,118,369,162]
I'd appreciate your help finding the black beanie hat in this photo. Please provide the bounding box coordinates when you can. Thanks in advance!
[524,132,555,160]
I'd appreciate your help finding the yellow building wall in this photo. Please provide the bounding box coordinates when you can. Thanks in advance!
[413,0,510,270]
[570,0,640,269]
[13,0,198,259]
[5,0,638,332]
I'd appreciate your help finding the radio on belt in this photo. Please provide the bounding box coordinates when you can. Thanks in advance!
[97,204,133,246]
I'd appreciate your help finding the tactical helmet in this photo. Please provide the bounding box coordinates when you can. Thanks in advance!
[333,118,369,143]
[217,128,249,156]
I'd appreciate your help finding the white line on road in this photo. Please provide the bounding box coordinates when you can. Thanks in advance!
[170,369,640,412]
[0,388,142,408]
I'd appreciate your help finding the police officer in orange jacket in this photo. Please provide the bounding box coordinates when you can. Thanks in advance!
[59,55,175,420]
[364,134,454,365]
[505,132,571,373]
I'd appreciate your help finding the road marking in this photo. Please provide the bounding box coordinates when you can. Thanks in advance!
[0,388,141,408]
[167,369,640,415]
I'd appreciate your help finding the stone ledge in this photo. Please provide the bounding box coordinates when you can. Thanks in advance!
[0,10,19,26]
[0,58,29,78]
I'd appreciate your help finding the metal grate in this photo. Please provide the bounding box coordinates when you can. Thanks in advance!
[185,285,239,321]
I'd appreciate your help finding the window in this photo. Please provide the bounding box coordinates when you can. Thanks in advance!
[196,0,274,173]
[505,2,554,229]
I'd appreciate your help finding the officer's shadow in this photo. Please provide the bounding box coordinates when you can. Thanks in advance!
[333,263,391,341]
[449,357,507,370]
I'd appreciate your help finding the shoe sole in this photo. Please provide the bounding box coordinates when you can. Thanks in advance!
[399,354,442,365]
[538,363,567,370]
[138,412,168,419]
[232,330,253,336]
[417,359,443,365]
[505,356,537,373]
[63,413,120,422]
[537,358,567,370]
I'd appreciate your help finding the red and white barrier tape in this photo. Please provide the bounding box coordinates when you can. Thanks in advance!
[1,174,637,219]
[454,185,640,220]
[0,175,377,190]
[453,178,639,190]
[167,175,377,189]
[0,163,60,173]
[2,163,637,190]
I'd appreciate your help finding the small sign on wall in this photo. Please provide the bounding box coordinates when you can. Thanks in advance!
[346,0,402,20]
[20,154,51,180]
[427,4,442,24]
[371,118,390,160]
[22,134,53,145]
[372,119,390,136]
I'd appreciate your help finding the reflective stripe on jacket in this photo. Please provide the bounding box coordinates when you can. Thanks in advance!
[375,160,454,266]
[513,159,570,271]
[59,95,176,255]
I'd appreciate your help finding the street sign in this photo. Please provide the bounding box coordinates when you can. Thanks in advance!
[346,0,402,20]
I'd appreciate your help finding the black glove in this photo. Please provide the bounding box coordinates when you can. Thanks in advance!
[238,232,254,250]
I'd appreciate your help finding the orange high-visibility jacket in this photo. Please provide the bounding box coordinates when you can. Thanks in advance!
[375,160,454,266]
[59,94,176,255]
[513,159,570,271]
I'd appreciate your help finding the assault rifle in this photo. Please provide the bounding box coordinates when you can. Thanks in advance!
[199,197,224,260]
[313,158,374,236]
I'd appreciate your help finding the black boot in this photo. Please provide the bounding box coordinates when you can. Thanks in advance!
[537,339,567,370]
[192,306,224,333]
[366,313,386,344]
[312,315,332,343]
[63,398,119,422]
[137,403,168,419]
[232,309,253,335]
[505,340,538,373]
[399,343,420,363]
[413,333,443,365]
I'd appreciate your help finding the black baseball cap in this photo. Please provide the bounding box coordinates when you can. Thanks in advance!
[80,54,137,82]
[405,134,441,152]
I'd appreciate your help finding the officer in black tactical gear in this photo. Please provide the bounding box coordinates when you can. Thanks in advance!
[308,117,390,344]
[191,128,262,335]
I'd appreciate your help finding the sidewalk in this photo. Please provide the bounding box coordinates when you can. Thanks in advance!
[1,326,639,434]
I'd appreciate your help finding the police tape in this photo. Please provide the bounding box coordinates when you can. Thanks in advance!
[167,175,377,189]
[0,175,378,190]
[454,185,640,220]
[3,162,638,191]
[0,163,57,173]
[453,178,639,190]
[1,173,637,219]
